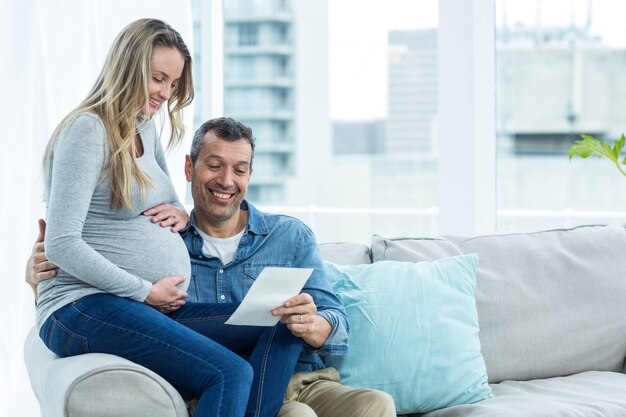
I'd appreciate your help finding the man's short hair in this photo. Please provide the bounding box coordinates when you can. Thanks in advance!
[190,117,256,166]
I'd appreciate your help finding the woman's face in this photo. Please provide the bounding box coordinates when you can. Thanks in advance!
[147,46,185,116]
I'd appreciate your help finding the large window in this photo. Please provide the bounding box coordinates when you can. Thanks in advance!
[496,0,626,231]
[195,0,441,243]
[192,1,626,241]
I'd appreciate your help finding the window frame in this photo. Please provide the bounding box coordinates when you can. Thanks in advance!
[438,0,496,235]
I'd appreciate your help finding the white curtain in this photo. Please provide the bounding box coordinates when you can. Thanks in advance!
[0,1,193,414]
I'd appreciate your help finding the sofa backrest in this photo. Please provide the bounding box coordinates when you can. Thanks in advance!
[319,242,372,265]
[326,225,626,383]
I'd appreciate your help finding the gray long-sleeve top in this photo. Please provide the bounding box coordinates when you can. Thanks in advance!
[36,113,191,330]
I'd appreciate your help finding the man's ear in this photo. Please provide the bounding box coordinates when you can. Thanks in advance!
[184,155,193,182]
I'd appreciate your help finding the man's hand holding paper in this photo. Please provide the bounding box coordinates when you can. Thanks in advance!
[225,267,313,326]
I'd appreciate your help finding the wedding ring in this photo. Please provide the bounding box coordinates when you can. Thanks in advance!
[299,314,303,324]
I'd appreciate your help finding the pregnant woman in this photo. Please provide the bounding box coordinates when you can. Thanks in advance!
[37,18,301,417]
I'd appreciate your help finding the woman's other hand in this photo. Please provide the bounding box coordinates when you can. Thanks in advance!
[145,275,188,313]
[25,219,59,300]
[143,204,189,232]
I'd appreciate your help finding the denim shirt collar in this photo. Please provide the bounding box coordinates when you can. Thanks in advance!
[241,200,269,236]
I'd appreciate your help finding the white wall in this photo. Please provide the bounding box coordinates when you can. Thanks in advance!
[1,1,192,415]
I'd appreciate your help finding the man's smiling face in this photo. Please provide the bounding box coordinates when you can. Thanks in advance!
[185,131,253,231]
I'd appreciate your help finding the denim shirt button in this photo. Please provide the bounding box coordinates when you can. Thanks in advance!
[220,295,226,300]
[218,269,224,273]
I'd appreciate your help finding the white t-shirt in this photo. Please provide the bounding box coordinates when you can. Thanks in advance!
[196,227,246,265]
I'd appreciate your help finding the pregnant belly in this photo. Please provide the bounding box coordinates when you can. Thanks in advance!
[83,216,191,290]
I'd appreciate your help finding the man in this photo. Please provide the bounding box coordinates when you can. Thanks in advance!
[26,117,395,417]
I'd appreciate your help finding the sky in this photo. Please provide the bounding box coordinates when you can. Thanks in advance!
[328,0,438,121]
[328,0,626,121]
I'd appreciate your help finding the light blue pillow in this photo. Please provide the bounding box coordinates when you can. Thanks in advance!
[324,254,492,414]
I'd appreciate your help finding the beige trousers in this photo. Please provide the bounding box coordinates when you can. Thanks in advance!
[277,368,396,417]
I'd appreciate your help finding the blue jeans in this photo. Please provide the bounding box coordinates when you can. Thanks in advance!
[39,293,303,417]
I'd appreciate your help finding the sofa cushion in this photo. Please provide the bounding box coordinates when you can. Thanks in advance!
[371,235,462,262]
[372,225,626,383]
[324,255,492,414]
[319,242,372,265]
[420,371,626,417]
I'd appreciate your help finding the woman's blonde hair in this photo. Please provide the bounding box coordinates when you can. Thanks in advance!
[43,18,194,209]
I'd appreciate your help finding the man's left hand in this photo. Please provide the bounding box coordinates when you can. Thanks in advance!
[143,204,189,233]
[272,293,332,348]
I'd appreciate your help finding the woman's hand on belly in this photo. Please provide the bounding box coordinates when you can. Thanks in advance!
[145,275,188,312]
[143,204,189,233]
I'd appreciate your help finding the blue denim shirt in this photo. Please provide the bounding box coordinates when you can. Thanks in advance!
[180,200,349,371]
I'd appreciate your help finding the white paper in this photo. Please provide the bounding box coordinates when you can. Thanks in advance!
[225,267,314,326]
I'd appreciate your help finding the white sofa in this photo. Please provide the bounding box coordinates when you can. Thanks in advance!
[24,225,626,416]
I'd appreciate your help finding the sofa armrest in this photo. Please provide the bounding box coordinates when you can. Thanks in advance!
[24,327,188,417]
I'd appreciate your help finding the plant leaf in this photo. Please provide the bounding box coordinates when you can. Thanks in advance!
[568,133,626,178]
[615,134,626,159]
[568,135,609,160]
